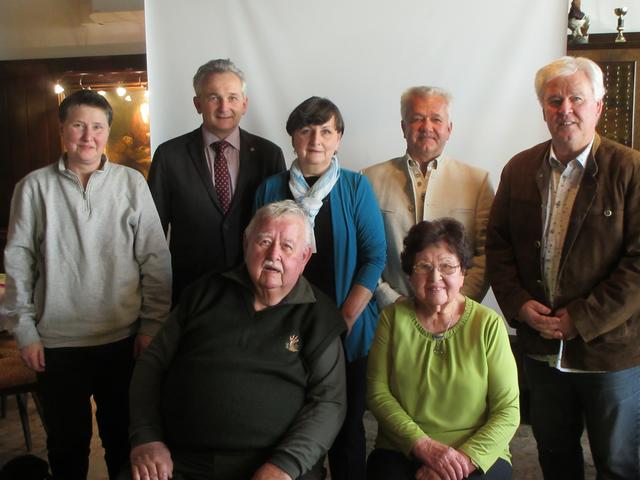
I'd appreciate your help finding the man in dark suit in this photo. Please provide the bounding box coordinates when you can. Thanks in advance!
[487,56,640,479]
[148,59,286,303]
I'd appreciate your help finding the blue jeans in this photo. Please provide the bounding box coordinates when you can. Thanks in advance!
[524,357,640,480]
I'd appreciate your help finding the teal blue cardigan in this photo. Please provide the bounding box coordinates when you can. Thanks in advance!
[254,168,386,361]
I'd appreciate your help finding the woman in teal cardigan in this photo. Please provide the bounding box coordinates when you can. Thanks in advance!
[254,96,386,480]
[367,218,519,480]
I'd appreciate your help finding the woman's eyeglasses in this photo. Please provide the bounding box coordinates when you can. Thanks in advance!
[412,262,460,276]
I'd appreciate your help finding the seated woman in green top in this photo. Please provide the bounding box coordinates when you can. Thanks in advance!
[366,218,519,480]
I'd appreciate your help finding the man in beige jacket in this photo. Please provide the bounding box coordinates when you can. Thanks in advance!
[364,86,494,308]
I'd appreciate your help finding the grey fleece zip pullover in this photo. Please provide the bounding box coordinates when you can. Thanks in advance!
[4,157,172,348]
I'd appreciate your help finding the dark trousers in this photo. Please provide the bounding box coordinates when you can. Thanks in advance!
[118,452,325,480]
[524,356,640,480]
[366,448,512,480]
[328,355,367,480]
[38,336,135,480]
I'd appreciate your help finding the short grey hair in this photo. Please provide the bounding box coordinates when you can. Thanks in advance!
[535,56,605,103]
[245,200,313,247]
[400,86,453,122]
[192,58,247,96]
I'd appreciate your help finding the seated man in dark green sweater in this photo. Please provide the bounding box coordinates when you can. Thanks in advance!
[126,200,347,480]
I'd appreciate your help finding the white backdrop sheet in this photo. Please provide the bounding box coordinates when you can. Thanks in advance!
[145,0,568,311]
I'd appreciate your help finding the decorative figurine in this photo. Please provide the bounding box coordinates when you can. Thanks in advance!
[568,0,590,45]
[615,7,629,43]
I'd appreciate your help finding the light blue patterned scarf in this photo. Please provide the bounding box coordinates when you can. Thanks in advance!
[288,155,341,252]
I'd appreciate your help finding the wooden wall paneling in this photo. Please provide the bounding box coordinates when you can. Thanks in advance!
[26,77,58,171]
[0,75,11,229]
[568,33,640,150]
[10,79,33,180]
[0,62,59,228]
[0,74,9,270]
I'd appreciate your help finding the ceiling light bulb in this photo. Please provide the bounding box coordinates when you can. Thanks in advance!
[54,83,64,94]
[125,95,132,102]
[116,86,127,97]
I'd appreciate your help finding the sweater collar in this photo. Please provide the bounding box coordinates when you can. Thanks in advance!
[223,264,318,306]
[57,154,110,175]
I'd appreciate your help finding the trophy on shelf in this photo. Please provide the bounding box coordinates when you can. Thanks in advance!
[615,7,629,43]
[568,0,590,45]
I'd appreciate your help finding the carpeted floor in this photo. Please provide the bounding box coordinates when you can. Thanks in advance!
[0,395,595,479]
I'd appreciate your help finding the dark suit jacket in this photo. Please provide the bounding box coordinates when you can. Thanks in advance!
[148,126,285,303]
[487,135,640,370]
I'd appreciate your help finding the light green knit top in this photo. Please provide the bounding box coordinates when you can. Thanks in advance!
[367,297,519,473]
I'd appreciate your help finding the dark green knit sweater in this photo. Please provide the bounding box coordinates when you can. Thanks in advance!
[129,266,346,478]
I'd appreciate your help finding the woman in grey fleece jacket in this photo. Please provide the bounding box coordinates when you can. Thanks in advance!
[3,90,172,480]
